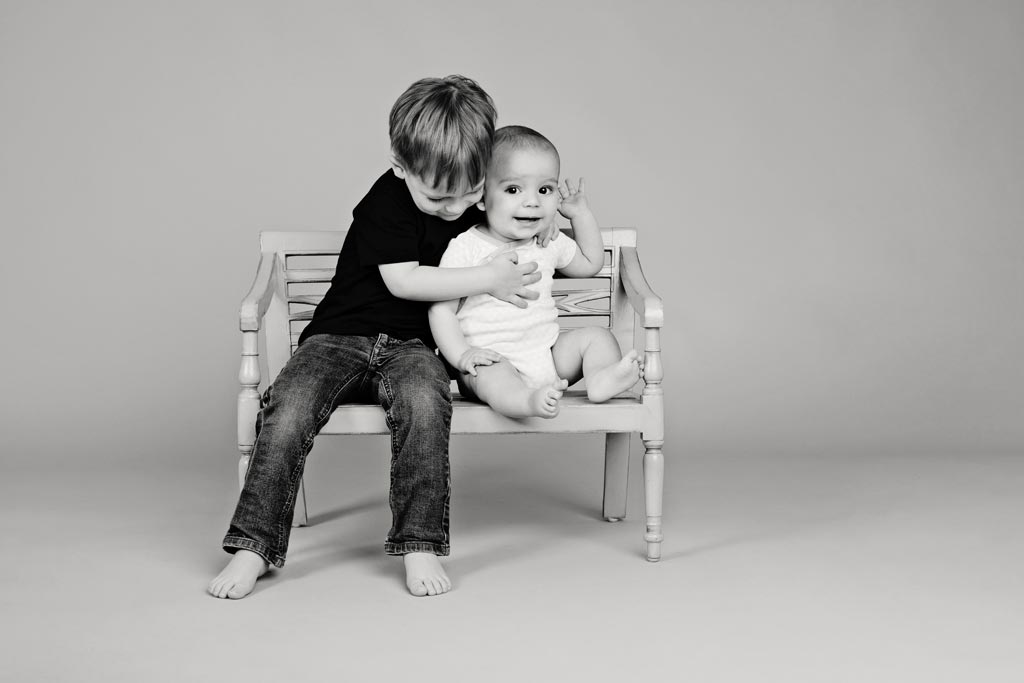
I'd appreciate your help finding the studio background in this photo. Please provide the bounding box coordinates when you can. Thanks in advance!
[2,1,1021,681]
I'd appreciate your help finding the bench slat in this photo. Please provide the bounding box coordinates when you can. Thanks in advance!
[285,268,336,283]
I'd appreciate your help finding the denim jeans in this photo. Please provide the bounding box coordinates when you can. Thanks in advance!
[223,333,452,567]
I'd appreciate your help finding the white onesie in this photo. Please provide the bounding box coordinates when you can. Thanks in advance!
[439,227,579,388]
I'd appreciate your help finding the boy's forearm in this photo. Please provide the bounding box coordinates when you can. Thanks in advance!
[382,262,493,302]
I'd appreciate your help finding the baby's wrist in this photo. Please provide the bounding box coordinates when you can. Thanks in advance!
[568,208,596,224]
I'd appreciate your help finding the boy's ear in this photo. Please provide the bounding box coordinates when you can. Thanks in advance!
[389,153,407,179]
[476,198,486,211]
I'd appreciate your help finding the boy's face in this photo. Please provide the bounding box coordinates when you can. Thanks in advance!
[391,158,484,221]
[480,146,560,243]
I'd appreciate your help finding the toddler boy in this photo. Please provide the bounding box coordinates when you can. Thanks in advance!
[209,77,550,599]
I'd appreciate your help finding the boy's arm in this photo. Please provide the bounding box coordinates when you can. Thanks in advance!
[556,178,605,278]
[428,300,503,376]
[380,253,540,308]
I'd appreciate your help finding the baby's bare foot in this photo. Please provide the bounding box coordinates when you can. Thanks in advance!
[208,550,269,599]
[529,378,569,418]
[587,350,642,402]
[404,552,452,597]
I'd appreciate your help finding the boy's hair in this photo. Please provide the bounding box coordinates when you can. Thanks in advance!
[493,125,560,166]
[389,75,496,192]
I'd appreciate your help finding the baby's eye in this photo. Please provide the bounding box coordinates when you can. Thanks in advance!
[504,186,520,195]
[539,185,555,195]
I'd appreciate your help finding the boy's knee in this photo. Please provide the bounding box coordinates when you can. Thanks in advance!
[259,400,317,441]
[391,376,452,415]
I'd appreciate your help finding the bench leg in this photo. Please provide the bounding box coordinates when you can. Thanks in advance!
[237,454,250,490]
[602,433,630,521]
[293,478,309,527]
[642,438,664,561]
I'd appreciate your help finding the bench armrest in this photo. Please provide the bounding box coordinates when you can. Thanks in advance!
[239,251,277,332]
[620,247,663,329]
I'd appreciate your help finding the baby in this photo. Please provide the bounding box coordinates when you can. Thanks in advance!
[429,125,641,418]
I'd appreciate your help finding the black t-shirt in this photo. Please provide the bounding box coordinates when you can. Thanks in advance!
[298,169,483,348]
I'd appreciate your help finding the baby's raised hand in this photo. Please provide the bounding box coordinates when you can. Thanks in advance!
[458,347,504,376]
[557,178,591,220]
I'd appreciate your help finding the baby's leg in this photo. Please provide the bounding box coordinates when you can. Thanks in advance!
[465,359,568,419]
[552,328,642,403]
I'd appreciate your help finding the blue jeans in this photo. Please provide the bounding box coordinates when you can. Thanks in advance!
[223,334,452,567]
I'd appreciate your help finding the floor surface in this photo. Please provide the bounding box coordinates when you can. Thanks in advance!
[3,435,1021,682]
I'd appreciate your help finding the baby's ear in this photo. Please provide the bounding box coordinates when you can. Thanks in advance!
[389,153,407,179]
[476,200,485,211]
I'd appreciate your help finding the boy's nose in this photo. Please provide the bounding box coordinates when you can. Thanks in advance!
[447,197,473,213]
[522,193,540,207]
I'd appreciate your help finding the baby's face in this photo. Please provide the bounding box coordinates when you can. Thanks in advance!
[480,147,560,243]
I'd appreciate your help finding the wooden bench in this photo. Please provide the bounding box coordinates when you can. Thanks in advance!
[237,228,666,560]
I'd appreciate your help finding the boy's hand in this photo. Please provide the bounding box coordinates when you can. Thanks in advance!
[558,178,593,221]
[535,220,561,248]
[488,251,540,308]
[458,347,504,376]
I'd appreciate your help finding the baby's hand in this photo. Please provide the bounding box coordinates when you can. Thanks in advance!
[557,178,592,220]
[458,347,504,376]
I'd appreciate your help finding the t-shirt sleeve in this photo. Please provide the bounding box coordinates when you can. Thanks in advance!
[555,234,580,269]
[439,233,474,268]
[353,185,422,266]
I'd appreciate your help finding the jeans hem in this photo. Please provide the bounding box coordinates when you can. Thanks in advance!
[223,536,285,568]
[385,541,450,557]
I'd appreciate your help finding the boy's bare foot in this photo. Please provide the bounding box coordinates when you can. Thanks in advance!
[208,550,269,599]
[404,552,452,596]
[528,378,569,418]
[587,350,643,403]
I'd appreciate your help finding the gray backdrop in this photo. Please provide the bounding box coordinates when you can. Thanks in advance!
[2,0,1021,470]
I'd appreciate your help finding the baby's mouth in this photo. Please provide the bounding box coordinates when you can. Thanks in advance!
[514,216,541,223]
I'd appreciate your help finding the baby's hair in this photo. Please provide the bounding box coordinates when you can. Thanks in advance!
[493,125,560,166]
[389,75,496,193]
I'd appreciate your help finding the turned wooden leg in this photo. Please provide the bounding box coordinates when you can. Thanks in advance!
[293,479,309,527]
[238,330,260,492]
[603,433,630,521]
[640,326,664,561]
[642,439,664,561]
[237,454,251,490]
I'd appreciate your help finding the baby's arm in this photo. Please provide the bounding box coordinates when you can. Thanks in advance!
[428,300,503,376]
[556,178,604,278]
[380,254,539,308]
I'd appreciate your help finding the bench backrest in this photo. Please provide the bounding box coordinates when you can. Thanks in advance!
[257,228,638,383]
